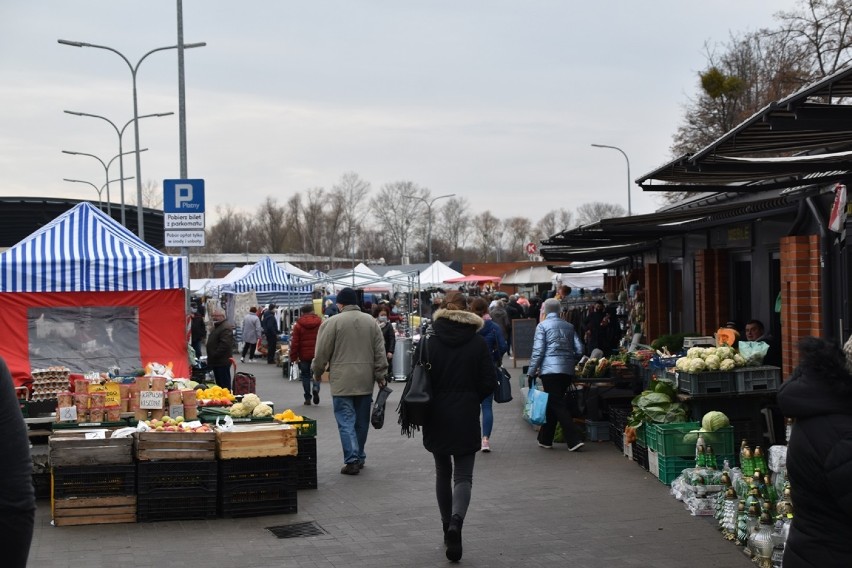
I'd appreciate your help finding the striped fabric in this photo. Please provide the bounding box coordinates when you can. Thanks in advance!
[0,202,187,292]
[220,256,313,303]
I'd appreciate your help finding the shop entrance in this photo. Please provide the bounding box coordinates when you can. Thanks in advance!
[731,255,751,327]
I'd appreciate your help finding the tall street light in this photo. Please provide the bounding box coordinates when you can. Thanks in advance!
[58,38,206,241]
[62,148,148,216]
[404,193,456,263]
[591,143,632,216]
[64,110,174,226]
[64,176,135,210]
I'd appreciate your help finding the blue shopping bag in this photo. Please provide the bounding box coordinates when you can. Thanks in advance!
[523,385,548,426]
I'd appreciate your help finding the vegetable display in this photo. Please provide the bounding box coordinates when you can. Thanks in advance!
[675,346,745,374]
[627,376,688,427]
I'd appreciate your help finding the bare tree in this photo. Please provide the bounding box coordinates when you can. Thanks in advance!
[330,172,371,264]
[504,216,533,260]
[471,211,502,261]
[776,0,852,77]
[127,179,164,209]
[434,196,470,258]
[253,197,289,253]
[205,204,253,253]
[369,181,425,262]
[533,208,573,241]
[301,187,328,258]
[575,202,626,227]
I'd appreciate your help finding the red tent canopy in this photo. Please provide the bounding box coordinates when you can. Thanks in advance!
[443,275,502,284]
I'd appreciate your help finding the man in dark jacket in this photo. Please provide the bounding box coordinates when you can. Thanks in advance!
[490,298,511,356]
[262,305,280,364]
[290,304,323,405]
[777,335,852,567]
[206,309,235,390]
[0,356,35,568]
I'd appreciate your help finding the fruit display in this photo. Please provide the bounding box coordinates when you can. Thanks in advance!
[141,416,212,433]
[274,409,314,435]
[196,386,236,406]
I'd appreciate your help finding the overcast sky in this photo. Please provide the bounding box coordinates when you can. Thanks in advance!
[0,1,800,228]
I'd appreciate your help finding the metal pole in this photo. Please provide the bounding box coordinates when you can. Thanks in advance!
[591,143,632,216]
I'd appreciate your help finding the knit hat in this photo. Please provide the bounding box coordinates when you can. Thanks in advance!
[336,287,358,306]
[844,333,852,373]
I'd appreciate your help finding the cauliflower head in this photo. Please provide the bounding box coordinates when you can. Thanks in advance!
[702,347,718,358]
[716,346,735,361]
[229,402,251,418]
[687,347,704,359]
[252,403,273,418]
[675,357,690,372]
[719,358,735,371]
[733,354,746,367]
[241,393,261,411]
[688,358,707,373]
[704,354,721,370]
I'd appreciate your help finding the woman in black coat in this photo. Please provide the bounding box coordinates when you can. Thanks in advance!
[777,335,852,568]
[417,290,495,562]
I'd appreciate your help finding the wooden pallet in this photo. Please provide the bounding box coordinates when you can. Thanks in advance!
[49,434,134,467]
[216,423,298,459]
[135,432,216,461]
[53,495,137,526]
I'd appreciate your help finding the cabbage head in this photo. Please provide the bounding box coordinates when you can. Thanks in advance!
[701,411,730,432]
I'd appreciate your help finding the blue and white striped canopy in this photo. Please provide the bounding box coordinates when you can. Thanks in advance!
[220,256,313,304]
[0,202,187,292]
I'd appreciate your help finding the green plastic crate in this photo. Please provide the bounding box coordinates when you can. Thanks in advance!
[651,450,736,485]
[646,422,735,458]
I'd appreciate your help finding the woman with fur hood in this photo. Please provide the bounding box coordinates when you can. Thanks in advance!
[416,290,496,562]
[777,335,852,568]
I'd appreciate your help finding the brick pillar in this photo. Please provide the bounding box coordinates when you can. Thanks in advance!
[694,249,729,336]
[780,235,822,377]
[644,263,669,342]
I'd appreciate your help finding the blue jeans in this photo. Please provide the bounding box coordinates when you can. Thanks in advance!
[298,360,319,400]
[480,393,493,438]
[332,394,372,465]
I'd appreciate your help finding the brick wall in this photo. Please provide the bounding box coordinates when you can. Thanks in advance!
[644,263,669,342]
[694,249,729,336]
[779,234,822,376]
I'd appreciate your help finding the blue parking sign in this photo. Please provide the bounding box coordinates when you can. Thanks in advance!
[163,179,205,213]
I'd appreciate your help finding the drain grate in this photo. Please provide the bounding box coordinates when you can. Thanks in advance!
[267,521,327,539]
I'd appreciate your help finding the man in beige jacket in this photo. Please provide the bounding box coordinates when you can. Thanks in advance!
[312,287,388,475]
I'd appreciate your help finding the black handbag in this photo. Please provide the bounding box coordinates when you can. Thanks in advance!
[494,365,513,403]
[371,384,393,429]
[397,335,432,436]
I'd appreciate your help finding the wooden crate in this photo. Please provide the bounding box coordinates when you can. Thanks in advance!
[216,423,298,460]
[53,495,137,526]
[49,434,134,467]
[135,432,216,461]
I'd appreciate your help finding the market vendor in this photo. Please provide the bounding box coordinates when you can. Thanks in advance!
[744,319,781,367]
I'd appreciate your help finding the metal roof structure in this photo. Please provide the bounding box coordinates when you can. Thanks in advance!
[637,64,852,192]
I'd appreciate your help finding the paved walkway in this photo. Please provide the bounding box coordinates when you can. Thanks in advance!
[29,360,754,567]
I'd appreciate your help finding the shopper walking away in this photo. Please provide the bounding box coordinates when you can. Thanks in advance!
[0,356,35,568]
[528,298,585,452]
[777,335,852,568]
[263,304,280,364]
[470,297,507,452]
[418,291,496,562]
[376,306,396,381]
[312,288,387,475]
[206,309,235,390]
[290,303,323,405]
[190,301,206,360]
[240,307,262,363]
[489,298,511,356]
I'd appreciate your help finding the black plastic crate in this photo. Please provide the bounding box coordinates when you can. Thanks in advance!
[220,487,298,518]
[137,488,218,522]
[52,464,136,498]
[609,424,623,452]
[218,456,297,486]
[296,437,318,490]
[607,406,631,431]
[137,460,218,494]
[631,442,649,471]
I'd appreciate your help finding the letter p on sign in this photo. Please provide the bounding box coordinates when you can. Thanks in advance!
[175,183,194,209]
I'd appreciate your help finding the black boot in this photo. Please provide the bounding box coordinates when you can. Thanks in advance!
[445,514,463,562]
[442,520,449,545]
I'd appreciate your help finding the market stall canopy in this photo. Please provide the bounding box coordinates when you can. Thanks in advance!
[500,266,556,285]
[0,201,187,292]
[189,278,220,295]
[278,261,313,279]
[554,270,606,290]
[219,256,313,306]
[418,261,465,287]
[444,274,502,284]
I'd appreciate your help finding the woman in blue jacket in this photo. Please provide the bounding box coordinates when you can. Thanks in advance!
[527,298,585,451]
[470,297,507,452]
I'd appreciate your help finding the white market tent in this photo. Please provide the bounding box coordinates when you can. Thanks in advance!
[417,261,464,288]
[279,261,314,279]
[500,266,557,286]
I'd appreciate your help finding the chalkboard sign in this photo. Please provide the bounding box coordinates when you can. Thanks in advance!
[512,319,537,365]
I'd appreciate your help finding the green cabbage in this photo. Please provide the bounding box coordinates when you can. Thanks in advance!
[701,411,730,432]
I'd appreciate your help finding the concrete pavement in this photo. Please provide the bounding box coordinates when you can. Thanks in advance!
[29,359,753,567]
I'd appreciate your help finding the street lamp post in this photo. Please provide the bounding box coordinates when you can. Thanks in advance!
[591,143,632,216]
[58,38,206,241]
[404,193,456,263]
[63,176,135,210]
[62,148,148,216]
[64,110,174,226]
